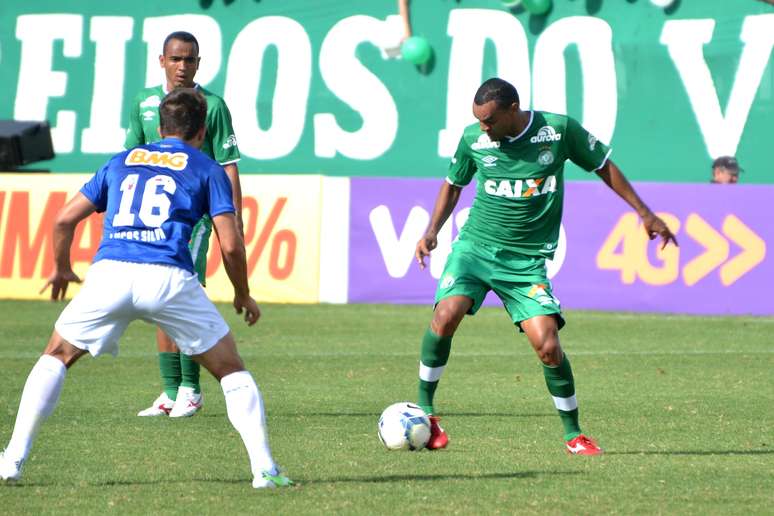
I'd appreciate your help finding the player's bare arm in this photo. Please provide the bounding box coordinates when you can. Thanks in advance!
[40,193,96,301]
[212,211,260,326]
[416,182,463,270]
[223,163,244,235]
[595,160,678,249]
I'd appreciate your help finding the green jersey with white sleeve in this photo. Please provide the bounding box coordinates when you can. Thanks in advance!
[124,84,240,165]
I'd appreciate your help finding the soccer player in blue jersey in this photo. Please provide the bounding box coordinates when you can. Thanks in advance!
[126,31,244,418]
[0,89,291,489]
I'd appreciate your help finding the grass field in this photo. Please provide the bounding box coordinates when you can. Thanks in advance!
[1,300,772,514]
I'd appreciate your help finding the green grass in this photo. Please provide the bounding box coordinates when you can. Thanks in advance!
[1,300,772,514]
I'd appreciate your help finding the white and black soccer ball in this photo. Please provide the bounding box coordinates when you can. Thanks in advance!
[377,402,431,451]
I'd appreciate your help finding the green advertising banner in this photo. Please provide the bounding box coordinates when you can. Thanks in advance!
[0,0,772,182]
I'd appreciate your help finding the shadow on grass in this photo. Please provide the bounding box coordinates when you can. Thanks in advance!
[304,470,581,484]
[262,412,555,418]
[4,470,581,488]
[607,449,773,456]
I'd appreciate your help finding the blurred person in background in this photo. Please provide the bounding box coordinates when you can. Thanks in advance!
[710,156,741,184]
[398,0,412,40]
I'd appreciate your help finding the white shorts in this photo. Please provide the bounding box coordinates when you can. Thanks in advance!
[55,260,230,357]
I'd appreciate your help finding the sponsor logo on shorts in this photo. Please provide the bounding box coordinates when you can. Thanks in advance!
[440,274,455,289]
[126,149,189,171]
[530,126,562,144]
[471,133,500,150]
[528,283,558,306]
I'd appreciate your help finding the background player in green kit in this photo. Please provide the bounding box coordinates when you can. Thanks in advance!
[125,31,244,418]
[414,78,678,454]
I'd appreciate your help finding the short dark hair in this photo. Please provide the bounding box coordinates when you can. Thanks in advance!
[474,78,520,109]
[712,155,741,174]
[159,88,207,140]
[163,31,199,55]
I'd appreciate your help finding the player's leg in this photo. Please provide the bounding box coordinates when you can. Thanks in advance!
[491,249,602,455]
[420,296,473,450]
[419,240,490,449]
[192,334,291,488]
[143,217,211,417]
[1,332,86,481]
[419,295,471,415]
[163,328,203,418]
[520,314,602,455]
[137,327,181,416]
[3,259,135,481]
[152,268,290,488]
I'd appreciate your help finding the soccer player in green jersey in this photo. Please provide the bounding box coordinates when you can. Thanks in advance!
[125,31,244,418]
[414,78,678,455]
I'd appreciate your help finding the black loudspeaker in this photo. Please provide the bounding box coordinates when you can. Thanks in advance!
[0,120,55,171]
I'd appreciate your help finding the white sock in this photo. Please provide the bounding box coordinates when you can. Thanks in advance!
[220,370,276,475]
[4,355,66,462]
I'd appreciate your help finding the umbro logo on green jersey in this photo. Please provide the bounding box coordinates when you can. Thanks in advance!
[471,133,500,150]
[530,126,562,143]
[142,110,155,121]
[482,155,498,167]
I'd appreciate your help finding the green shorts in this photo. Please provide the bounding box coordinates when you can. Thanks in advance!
[434,239,565,330]
[189,214,212,286]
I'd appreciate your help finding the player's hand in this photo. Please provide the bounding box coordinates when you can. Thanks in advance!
[415,233,438,270]
[40,269,82,301]
[233,295,261,326]
[642,212,679,250]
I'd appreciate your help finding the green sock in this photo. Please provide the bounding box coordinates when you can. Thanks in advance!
[417,328,452,415]
[179,353,201,394]
[542,353,582,441]
[159,352,182,400]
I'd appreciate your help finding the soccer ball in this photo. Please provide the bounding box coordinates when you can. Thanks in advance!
[377,402,431,451]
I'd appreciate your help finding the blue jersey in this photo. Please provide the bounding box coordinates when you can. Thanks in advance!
[81,138,235,274]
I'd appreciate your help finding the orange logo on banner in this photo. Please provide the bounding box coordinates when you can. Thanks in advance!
[207,196,298,280]
[0,174,321,303]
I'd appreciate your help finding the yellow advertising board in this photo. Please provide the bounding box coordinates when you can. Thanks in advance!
[203,175,322,303]
[0,174,321,303]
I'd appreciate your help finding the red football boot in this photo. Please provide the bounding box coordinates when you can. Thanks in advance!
[426,415,449,450]
[565,434,603,455]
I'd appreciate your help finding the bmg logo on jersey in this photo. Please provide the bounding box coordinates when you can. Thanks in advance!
[530,126,562,144]
[125,149,189,171]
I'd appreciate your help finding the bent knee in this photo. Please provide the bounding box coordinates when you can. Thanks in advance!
[536,338,562,365]
[43,332,86,368]
[431,306,466,336]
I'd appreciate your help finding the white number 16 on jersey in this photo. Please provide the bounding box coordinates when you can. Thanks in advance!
[112,174,177,228]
